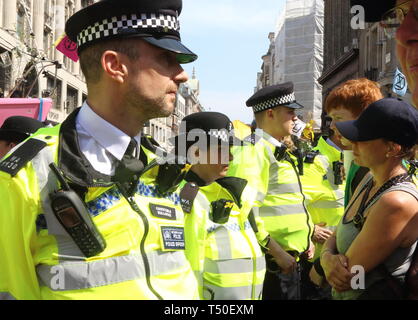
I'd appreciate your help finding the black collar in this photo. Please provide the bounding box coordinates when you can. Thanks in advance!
[185,169,208,187]
[57,108,148,187]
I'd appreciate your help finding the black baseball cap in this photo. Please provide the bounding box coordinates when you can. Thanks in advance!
[0,116,45,143]
[350,0,396,22]
[336,98,418,148]
[65,0,197,63]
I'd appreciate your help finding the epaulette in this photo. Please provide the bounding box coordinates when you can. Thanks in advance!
[0,138,48,176]
[179,182,200,213]
[215,177,248,208]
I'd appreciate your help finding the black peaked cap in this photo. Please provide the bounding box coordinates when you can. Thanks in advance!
[350,0,396,22]
[0,116,44,143]
[172,112,240,148]
[246,82,304,113]
[65,0,197,63]
[180,112,233,136]
[336,98,418,148]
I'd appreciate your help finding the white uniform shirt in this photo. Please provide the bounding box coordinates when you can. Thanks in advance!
[75,102,141,175]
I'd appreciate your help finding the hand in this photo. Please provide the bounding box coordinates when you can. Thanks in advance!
[274,251,297,275]
[304,241,315,260]
[312,223,334,244]
[267,238,297,275]
[321,252,352,292]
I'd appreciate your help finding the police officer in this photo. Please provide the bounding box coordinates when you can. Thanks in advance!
[175,112,266,300]
[0,0,199,300]
[228,82,315,300]
[295,130,345,299]
[0,116,44,158]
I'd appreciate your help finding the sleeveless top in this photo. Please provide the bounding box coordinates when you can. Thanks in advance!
[333,175,418,300]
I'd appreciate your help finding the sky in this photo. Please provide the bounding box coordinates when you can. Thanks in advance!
[180,0,286,124]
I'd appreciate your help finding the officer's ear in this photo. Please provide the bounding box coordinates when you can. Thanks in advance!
[101,50,127,84]
[266,109,274,119]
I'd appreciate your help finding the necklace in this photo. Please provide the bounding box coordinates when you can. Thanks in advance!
[353,172,412,230]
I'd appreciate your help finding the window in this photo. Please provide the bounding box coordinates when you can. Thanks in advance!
[47,76,62,109]
[66,85,78,114]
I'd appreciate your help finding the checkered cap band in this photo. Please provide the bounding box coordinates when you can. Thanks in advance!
[208,129,229,143]
[77,13,180,47]
[252,92,296,113]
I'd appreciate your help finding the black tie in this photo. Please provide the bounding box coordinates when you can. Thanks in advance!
[113,138,144,194]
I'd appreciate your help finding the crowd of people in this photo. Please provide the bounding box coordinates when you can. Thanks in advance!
[0,0,417,300]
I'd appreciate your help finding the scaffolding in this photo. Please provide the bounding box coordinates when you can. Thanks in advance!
[274,0,324,129]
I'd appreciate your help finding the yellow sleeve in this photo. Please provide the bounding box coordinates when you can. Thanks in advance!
[0,171,41,300]
[228,144,270,244]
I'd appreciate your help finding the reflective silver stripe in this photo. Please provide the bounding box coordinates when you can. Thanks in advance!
[259,204,305,217]
[270,183,300,194]
[203,282,262,300]
[214,226,232,260]
[36,250,189,291]
[204,256,265,274]
[31,145,85,258]
[0,292,16,300]
[148,250,190,277]
[309,197,344,209]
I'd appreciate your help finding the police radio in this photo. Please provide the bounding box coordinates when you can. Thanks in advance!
[49,163,106,257]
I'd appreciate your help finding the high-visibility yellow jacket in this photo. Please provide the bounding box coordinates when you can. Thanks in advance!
[0,110,198,300]
[228,130,313,254]
[301,137,345,260]
[181,173,265,300]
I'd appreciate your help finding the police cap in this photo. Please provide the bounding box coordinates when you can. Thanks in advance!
[246,82,304,113]
[65,0,197,63]
[0,116,44,143]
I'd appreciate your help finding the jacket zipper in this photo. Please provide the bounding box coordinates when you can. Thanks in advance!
[117,182,163,300]
[287,156,312,253]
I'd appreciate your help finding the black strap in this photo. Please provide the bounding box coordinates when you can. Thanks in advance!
[353,173,412,230]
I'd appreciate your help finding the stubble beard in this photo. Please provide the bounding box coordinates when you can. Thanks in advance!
[125,87,174,122]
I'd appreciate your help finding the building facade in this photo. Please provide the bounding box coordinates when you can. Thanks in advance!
[258,0,324,129]
[317,0,360,131]
[0,0,93,123]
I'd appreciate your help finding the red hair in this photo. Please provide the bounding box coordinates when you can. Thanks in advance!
[325,78,383,117]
